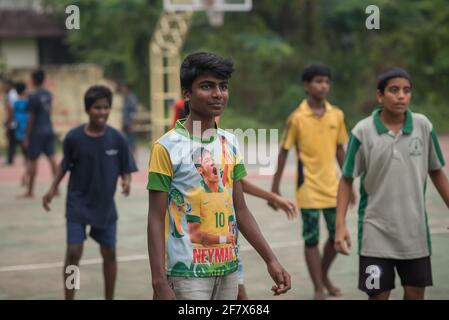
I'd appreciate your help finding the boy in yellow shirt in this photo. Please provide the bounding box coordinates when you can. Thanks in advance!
[271,63,353,299]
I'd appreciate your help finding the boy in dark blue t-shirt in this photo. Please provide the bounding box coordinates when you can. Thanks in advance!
[22,69,58,198]
[12,82,30,186]
[42,85,138,300]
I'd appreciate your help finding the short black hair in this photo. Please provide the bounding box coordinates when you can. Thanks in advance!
[32,69,45,85]
[180,52,234,91]
[377,68,412,93]
[301,63,332,82]
[15,82,26,95]
[84,85,113,111]
[192,147,211,168]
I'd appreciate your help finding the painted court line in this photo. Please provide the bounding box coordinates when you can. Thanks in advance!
[1,228,448,273]
[0,241,301,273]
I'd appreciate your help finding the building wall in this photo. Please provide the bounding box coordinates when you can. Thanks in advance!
[0,64,124,148]
[0,38,39,69]
[0,0,43,11]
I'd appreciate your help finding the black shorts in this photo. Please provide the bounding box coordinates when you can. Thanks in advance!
[359,255,433,296]
[27,133,55,160]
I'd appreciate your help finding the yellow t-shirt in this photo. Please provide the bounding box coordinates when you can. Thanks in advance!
[281,99,348,208]
[147,120,246,277]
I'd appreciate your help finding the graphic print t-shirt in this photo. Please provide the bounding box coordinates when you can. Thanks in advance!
[147,120,247,277]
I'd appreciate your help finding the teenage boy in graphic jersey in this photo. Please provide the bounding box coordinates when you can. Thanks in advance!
[176,93,299,300]
[147,52,292,300]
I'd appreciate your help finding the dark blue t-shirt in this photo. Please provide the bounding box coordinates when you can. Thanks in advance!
[61,125,138,228]
[28,88,53,135]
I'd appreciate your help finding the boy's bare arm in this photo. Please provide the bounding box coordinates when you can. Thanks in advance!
[147,190,176,300]
[337,144,356,204]
[23,113,35,148]
[429,169,449,208]
[241,179,298,219]
[271,148,289,195]
[335,177,353,255]
[42,166,67,211]
[242,178,274,200]
[336,144,345,168]
[121,173,131,196]
[233,180,291,295]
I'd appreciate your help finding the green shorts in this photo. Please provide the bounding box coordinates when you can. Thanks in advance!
[301,208,336,247]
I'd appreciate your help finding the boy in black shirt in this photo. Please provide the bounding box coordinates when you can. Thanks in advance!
[22,70,58,198]
[42,85,138,299]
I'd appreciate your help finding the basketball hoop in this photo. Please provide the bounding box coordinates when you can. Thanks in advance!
[163,0,252,27]
[203,0,224,27]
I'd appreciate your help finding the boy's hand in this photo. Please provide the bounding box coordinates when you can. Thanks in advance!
[267,260,291,296]
[267,189,281,211]
[335,225,351,255]
[153,282,176,300]
[42,189,57,211]
[271,194,299,220]
[121,178,131,196]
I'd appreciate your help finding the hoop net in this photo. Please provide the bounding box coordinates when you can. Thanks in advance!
[163,0,252,27]
[203,0,224,27]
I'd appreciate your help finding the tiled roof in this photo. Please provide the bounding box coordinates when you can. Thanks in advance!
[0,10,64,37]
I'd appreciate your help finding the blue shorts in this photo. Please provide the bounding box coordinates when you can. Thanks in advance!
[67,222,117,248]
[27,133,55,160]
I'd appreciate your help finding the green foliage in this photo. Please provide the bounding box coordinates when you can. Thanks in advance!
[44,0,162,107]
[45,0,449,132]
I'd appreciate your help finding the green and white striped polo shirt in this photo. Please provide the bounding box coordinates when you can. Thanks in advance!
[342,108,445,259]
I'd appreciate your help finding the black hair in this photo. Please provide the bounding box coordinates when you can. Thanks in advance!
[183,100,190,117]
[32,69,45,85]
[15,82,26,95]
[377,68,412,93]
[192,147,211,168]
[301,63,332,82]
[180,52,234,91]
[84,85,113,112]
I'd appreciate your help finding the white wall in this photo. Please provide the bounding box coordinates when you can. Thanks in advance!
[0,38,39,69]
[0,0,43,11]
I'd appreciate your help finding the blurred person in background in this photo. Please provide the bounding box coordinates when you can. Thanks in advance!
[20,69,58,198]
[1,78,18,166]
[121,83,138,157]
[12,81,30,186]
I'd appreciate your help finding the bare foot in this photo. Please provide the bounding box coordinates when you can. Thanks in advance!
[16,193,34,199]
[323,278,341,297]
[314,291,326,300]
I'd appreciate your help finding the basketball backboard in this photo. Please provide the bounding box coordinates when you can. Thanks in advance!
[163,0,252,12]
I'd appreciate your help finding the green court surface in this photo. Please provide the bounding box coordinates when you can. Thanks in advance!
[0,137,448,300]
